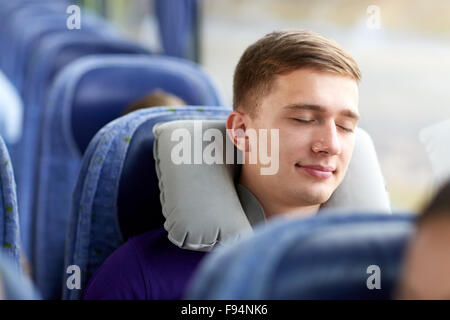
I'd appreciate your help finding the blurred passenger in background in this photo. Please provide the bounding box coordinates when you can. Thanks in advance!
[0,71,22,145]
[396,180,450,299]
[122,89,186,115]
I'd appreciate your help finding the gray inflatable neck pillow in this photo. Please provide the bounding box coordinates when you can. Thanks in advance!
[153,120,391,252]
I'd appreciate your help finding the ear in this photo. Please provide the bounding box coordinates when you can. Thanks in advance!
[226,110,250,152]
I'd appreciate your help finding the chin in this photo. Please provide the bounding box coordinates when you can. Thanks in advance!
[298,186,334,205]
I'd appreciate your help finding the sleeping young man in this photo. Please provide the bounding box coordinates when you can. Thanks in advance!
[84,29,361,300]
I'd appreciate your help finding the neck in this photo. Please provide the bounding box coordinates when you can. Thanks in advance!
[262,200,320,220]
[239,170,320,220]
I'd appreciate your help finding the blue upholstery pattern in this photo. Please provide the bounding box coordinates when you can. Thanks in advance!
[186,213,415,300]
[63,107,231,300]
[0,136,21,272]
[4,15,116,173]
[38,55,224,300]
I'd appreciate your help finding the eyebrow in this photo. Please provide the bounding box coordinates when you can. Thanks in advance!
[284,103,360,121]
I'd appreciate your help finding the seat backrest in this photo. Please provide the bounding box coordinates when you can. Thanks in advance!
[15,34,150,269]
[38,55,223,300]
[6,12,116,92]
[63,107,231,300]
[0,135,21,272]
[0,0,71,66]
[186,213,415,299]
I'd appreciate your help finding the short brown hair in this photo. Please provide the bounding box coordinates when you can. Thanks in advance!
[233,30,361,115]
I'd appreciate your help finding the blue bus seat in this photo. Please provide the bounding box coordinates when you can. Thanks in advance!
[15,34,150,266]
[36,54,223,299]
[187,213,415,299]
[63,107,231,300]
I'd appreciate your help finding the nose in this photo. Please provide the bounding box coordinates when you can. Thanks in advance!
[311,121,342,155]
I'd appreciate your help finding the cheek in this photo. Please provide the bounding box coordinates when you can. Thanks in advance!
[279,129,310,160]
[281,126,311,147]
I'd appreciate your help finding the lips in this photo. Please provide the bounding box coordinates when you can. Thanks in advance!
[295,164,336,179]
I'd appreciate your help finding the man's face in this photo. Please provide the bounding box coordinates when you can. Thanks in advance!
[397,217,450,299]
[241,67,359,211]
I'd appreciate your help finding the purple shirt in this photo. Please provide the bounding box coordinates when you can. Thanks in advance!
[83,227,206,300]
[83,184,265,300]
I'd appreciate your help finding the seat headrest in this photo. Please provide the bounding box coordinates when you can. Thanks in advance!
[153,121,392,252]
[54,54,224,154]
[40,34,149,85]
[117,108,230,240]
[186,213,415,299]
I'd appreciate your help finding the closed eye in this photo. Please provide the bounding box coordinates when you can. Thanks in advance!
[292,118,314,123]
[338,125,354,133]
[292,118,354,133]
